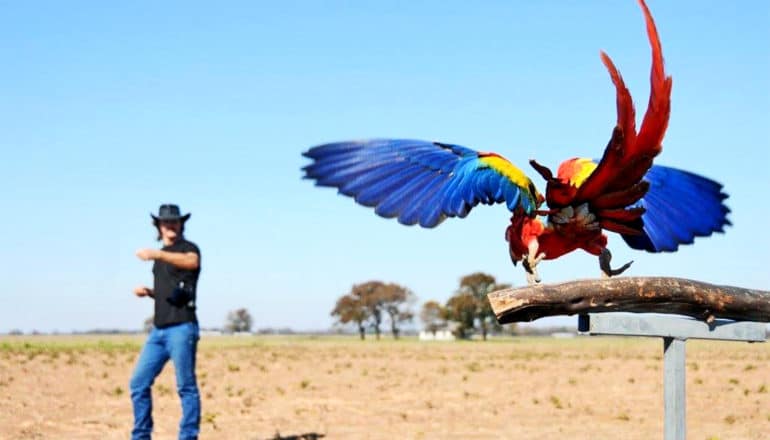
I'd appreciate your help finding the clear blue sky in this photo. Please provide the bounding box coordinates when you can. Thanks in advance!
[1,1,768,333]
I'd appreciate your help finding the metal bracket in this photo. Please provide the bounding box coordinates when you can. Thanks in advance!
[578,313,766,440]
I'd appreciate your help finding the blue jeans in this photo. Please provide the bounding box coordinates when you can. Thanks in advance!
[130,322,200,440]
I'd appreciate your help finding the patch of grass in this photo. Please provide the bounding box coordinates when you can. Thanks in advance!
[300,379,310,389]
[757,384,767,393]
[0,338,140,355]
[227,364,240,372]
[723,415,736,425]
[549,395,563,409]
[202,412,218,430]
[728,378,740,385]
[156,384,172,396]
[466,362,482,373]
[616,412,630,421]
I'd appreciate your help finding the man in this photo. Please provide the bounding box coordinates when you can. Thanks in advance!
[130,204,201,440]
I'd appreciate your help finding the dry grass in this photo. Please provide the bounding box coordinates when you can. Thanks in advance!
[1,334,769,439]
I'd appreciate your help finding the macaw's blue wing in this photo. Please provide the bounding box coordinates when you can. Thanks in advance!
[302,139,540,228]
[622,165,731,252]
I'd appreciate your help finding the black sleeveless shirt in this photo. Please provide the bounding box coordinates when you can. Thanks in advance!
[152,238,201,328]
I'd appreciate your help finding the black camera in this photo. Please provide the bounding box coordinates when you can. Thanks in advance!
[167,281,194,307]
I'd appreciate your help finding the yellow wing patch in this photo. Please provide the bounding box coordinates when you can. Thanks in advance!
[480,154,533,188]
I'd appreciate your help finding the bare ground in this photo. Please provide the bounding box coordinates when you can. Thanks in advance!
[1,334,768,439]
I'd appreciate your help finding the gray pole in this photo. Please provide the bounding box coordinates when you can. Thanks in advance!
[663,337,686,440]
[578,313,765,440]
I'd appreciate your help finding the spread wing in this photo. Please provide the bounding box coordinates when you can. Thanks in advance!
[621,164,731,252]
[302,139,541,228]
[574,0,672,205]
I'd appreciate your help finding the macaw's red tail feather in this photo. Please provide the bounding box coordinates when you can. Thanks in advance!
[635,0,672,163]
[573,0,671,204]
[600,52,637,150]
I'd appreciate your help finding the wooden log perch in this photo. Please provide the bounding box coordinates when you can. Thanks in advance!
[487,277,770,324]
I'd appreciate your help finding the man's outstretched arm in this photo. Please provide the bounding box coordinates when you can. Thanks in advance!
[135,249,199,270]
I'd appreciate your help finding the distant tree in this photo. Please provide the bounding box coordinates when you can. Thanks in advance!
[353,281,386,340]
[332,281,415,340]
[420,301,445,336]
[225,308,253,333]
[458,273,509,340]
[444,292,476,339]
[379,283,415,339]
[143,316,154,333]
[331,292,368,340]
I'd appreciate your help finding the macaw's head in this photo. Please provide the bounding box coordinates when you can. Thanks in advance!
[529,158,597,208]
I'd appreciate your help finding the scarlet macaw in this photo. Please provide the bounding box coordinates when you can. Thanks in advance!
[302,0,730,284]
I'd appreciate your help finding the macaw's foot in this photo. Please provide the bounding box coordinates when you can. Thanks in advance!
[522,252,546,285]
[599,248,633,278]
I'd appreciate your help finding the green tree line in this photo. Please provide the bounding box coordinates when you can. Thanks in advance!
[331,272,510,340]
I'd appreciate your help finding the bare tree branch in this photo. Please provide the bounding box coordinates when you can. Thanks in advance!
[487,277,770,324]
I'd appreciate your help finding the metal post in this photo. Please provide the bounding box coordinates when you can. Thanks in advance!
[579,313,765,440]
[663,337,686,440]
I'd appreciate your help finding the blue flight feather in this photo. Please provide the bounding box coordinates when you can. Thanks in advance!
[621,165,731,252]
[303,139,537,228]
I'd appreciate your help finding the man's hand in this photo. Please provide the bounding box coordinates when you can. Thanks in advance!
[134,286,153,297]
[136,248,160,261]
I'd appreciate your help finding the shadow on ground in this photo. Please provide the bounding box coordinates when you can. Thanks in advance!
[259,432,325,440]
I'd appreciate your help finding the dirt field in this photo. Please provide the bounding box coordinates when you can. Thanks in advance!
[1,334,768,440]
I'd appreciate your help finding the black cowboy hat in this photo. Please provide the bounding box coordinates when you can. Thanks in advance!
[151,204,191,223]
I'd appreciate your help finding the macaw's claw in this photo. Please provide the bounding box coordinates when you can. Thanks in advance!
[526,272,540,285]
[522,252,546,285]
[599,248,633,278]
